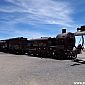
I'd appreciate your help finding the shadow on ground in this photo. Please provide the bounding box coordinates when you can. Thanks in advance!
[71,59,85,66]
[27,54,74,60]
[0,51,76,60]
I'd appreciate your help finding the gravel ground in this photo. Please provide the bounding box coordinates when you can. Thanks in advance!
[0,52,85,85]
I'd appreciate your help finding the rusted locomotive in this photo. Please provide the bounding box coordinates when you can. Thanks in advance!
[26,32,76,59]
[0,31,77,59]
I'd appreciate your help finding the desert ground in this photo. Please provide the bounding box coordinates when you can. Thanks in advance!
[0,52,85,85]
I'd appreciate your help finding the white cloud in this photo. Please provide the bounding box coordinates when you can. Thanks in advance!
[0,0,76,39]
[0,28,48,39]
[0,0,74,27]
[15,30,48,39]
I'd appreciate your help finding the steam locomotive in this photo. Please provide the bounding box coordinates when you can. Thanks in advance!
[0,31,77,59]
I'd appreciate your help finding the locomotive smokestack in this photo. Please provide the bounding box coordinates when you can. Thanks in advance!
[62,29,66,33]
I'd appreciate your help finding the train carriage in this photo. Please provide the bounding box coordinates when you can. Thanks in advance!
[0,37,28,54]
[26,37,56,57]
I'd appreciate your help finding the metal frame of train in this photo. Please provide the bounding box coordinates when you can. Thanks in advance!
[0,26,85,59]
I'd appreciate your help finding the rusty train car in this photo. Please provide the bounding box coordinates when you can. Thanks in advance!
[0,32,77,59]
[0,37,28,54]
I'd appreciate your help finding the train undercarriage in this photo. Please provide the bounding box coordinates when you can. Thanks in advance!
[24,46,77,60]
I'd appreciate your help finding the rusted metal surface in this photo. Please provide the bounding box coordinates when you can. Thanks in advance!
[74,31,85,36]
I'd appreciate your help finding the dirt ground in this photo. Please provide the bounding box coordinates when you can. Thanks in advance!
[0,52,85,85]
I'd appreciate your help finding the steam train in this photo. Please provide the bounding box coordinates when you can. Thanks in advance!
[0,31,78,59]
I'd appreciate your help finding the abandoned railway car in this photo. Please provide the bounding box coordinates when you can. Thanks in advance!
[0,37,28,54]
[26,37,56,57]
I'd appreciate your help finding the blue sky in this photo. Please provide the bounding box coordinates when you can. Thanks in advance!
[0,0,85,42]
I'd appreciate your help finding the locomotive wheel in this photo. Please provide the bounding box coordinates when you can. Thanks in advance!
[72,54,77,59]
[68,51,77,59]
[71,51,77,59]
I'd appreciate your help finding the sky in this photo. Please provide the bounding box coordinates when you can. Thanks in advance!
[0,0,85,43]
